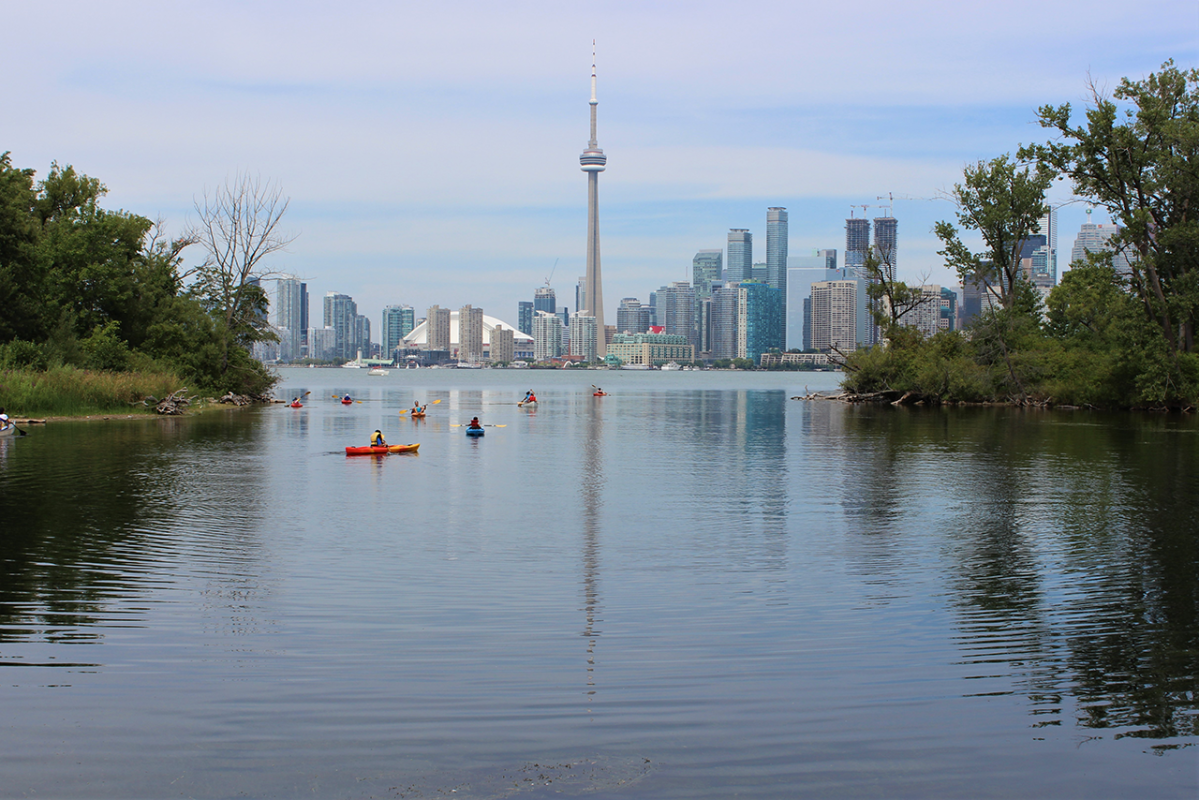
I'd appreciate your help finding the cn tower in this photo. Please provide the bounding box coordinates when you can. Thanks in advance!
[579,42,607,356]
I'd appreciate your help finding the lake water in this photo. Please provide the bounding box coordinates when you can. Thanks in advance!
[1,367,1196,798]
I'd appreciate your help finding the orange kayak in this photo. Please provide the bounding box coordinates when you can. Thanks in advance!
[345,443,420,456]
[289,403,303,408]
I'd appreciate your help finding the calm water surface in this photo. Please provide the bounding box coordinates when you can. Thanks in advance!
[1,368,1196,798]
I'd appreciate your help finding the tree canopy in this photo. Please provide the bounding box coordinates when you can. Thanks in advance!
[0,152,277,395]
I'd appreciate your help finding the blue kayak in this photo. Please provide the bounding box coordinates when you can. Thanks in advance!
[466,427,484,437]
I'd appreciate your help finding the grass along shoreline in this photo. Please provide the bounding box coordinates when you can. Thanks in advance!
[0,366,192,418]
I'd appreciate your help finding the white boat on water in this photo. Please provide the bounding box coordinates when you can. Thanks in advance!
[0,424,16,437]
[661,362,682,371]
[456,362,483,369]
[620,364,650,370]
[342,362,363,369]
[368,367,389,376]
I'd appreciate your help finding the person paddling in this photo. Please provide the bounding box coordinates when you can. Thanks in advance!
[412,401,425,415]
[0,407,10,432]
[371,429,387,447]
[468,416,483,430]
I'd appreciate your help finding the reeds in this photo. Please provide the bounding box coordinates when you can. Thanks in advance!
[0,366,186,416]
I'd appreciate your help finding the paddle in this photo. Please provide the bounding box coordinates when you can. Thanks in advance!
[5,421,26,437]
[451,424,506,428]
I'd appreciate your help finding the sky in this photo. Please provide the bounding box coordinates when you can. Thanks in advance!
[4,1,1196,335]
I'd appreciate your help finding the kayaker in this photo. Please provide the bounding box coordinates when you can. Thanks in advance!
[0,408,9,431]
[523,391,536,404]
[412,401,423,415]
[344,394,352,403]
[371,430,387,446]
[468,416,482,430]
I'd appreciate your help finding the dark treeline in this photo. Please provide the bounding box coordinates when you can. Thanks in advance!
[0,154,277,396]
[843,61,1198,410]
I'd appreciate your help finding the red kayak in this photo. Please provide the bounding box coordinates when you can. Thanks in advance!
[345,443,420,456]
[341,398,354,405]
[289,403,303,408]
[593,392,607,396]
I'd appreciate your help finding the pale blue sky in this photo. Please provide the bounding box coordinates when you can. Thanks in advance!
[5,1,1196,331]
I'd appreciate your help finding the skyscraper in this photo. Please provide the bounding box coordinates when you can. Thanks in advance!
[872,216,898,279]
[738,282,784,362]
[458,304,484,362]
[845,218,870,275]
[810,279,870,352]
[766,207,788,294]
[323,292,357,362]
[426,305,451,355]
[692,250,723,298]
[276,277,304,362]
[517,301,534,336]
[382,305,414,358]
[1034,208,1059,285]
[727,229,752,282]
[570,312,598,363]
[533,310,563,361]
[617,297,648,334]
[534,286,556,314]
[579,43,607,357]
[1070,208,1132,275]
[655,282,697,349]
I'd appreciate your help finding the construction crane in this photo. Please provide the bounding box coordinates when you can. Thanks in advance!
[544,258,558,288]
[850,204,872,218]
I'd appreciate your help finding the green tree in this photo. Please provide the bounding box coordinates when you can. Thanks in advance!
[0,153,43,342]
[1020,60,1199,356]
[934,154,1053,310]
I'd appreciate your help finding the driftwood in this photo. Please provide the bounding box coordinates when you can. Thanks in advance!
[146,389,191,415]
[216,392,272,406]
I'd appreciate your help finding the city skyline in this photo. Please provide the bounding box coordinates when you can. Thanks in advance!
[3,2,1189,329]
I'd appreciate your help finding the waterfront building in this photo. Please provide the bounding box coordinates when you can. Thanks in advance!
[404,310,534,361]
[323,292,357,362]
[579,44,607,356]
[570,312,598,363]
[738,282,784,363]
[426,305,452,354]
[786,260,842,350]
[307,326,336,361]
[381,305,414,359]
[766,207,788,296]
[727,229,752,282]
[709,283,740,360]
[906,285,944,338]
[533,310,563,361]
[608,332,694,366]
[458,304,485,362]
[616,297,649,334]
[518,301,534,336]
[354,315,371,358]
[275,277,304,362]
[491,325,515,364]
[655,281,697,349]
[810,279,870,353]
